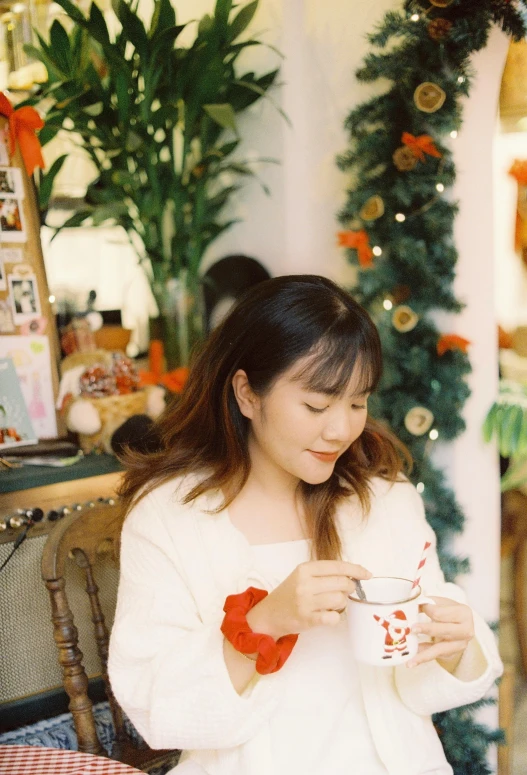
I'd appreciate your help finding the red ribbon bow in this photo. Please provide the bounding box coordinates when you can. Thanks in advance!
[437,334,471,356]
[401,132,442,163]
[337,229,374,268]
[0,92,45,176]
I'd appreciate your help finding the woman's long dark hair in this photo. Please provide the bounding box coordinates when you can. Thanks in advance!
[119,274,411,559]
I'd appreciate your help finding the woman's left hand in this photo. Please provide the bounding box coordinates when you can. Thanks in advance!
[407,596,475,670]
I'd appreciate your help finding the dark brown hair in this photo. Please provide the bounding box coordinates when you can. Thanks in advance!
[119,274,411,559]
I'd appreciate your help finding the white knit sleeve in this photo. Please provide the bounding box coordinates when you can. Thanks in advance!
[108,503,283,751]
[387,483,503,716]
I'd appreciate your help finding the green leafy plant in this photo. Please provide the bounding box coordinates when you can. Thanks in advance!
[483,380,527,491]
[23,0,281,299]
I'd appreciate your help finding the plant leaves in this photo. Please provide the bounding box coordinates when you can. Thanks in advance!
[203,103,237,132]
[214,0,232,30]
[49,20,72,75]
[38,154,68,211]
[88,1,110,46]
[91,201,129,225]
[115,0,149,58]
[229,1,258,42]
[150,0,176,38]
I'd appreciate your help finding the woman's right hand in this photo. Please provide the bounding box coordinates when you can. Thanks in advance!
[246,561,372,639]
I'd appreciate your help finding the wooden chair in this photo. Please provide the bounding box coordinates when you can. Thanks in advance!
[41,500,178,772]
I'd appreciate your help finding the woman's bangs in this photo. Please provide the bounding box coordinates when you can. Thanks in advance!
[292,333,380,397]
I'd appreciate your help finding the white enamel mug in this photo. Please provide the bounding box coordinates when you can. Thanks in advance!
[347,576,436,667]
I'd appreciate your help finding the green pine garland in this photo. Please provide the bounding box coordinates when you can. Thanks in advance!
[337,0,527,770]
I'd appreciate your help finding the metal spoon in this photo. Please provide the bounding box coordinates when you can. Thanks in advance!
[354,579,367,601]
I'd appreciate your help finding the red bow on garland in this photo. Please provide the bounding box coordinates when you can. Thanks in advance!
[0,92,45,176]
[401,132,442,162]
[437,334,471,356]
[337,229,374,268]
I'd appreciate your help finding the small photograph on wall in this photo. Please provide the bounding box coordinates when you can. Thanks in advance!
[0,168,23,198]
[0,198,26,242]
[8,273,41,323]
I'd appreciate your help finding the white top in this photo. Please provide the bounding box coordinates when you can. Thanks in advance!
[108,475,503,775]
[250,539,388,775]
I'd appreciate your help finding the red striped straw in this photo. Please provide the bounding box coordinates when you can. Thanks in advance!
[412,540,432,590]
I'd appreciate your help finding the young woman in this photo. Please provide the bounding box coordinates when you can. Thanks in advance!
[108,275,502,775]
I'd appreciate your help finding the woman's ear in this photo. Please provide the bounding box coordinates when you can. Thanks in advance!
[232,369,258,419]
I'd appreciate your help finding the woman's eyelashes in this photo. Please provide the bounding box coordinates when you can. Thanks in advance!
[304,403,328,414]
[304,401,367,414]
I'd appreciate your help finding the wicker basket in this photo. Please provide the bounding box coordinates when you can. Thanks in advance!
[76,390,148,454]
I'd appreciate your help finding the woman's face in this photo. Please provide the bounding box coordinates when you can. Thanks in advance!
[234,356,369,487]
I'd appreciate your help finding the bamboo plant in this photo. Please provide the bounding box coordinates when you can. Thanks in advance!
[23,0,281,362]
[483,380,527,491]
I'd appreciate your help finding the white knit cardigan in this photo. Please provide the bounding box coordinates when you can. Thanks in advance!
[108,475,503,775]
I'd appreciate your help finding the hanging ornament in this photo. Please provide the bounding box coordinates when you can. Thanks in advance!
[393,146,418,172]
[414,82,447,113]
[360,195,385,221]
[437,334,471,356]
[394,132,442,172]
[404,406,434,436]
[428,18,453,41]
[429,0,453,6]
[402,132,442,161]
[392,305,419,333]
[337,229,374,267]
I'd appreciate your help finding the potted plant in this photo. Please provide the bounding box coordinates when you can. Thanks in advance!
[483,380,527,491]
[24,0,281,366]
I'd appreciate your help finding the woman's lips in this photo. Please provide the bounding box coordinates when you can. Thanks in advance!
[309,450,340,463]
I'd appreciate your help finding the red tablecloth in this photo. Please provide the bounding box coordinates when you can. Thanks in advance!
[0,746,144,775]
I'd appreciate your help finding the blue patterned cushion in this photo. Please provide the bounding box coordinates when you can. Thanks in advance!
[0,702,180,774]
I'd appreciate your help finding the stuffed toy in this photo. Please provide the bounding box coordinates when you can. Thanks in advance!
[57,349,166,454]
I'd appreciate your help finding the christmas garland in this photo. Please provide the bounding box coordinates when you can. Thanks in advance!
[337,1,527,771]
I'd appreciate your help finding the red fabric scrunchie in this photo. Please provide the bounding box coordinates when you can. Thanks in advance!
[221,587,298,675]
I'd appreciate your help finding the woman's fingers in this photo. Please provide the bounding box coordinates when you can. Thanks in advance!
[420,601,471,625]
[312,590,349,612]
[307,575,356,595]
[413,620,473,642]
[407,639,468,668]
[306,561,372,580]
[311,609,342,627]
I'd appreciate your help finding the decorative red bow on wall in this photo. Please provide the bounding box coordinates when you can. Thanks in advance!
[0,92,45,176]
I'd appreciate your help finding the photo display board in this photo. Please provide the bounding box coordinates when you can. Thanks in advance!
[0,114,61,440]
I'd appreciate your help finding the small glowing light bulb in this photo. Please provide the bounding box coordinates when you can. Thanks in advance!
[410,13,420,21]
[395,213,406,222]
[372,245,382,256]
[450,130,458,139]
[436,183,445,193]
[383,299,393,311]
[48,295,56,303]
[429,429,439,441]
[416,482,425,494]
[457,76,465,84]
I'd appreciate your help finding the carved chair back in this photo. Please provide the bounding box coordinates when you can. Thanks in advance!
[41,500,176,771]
